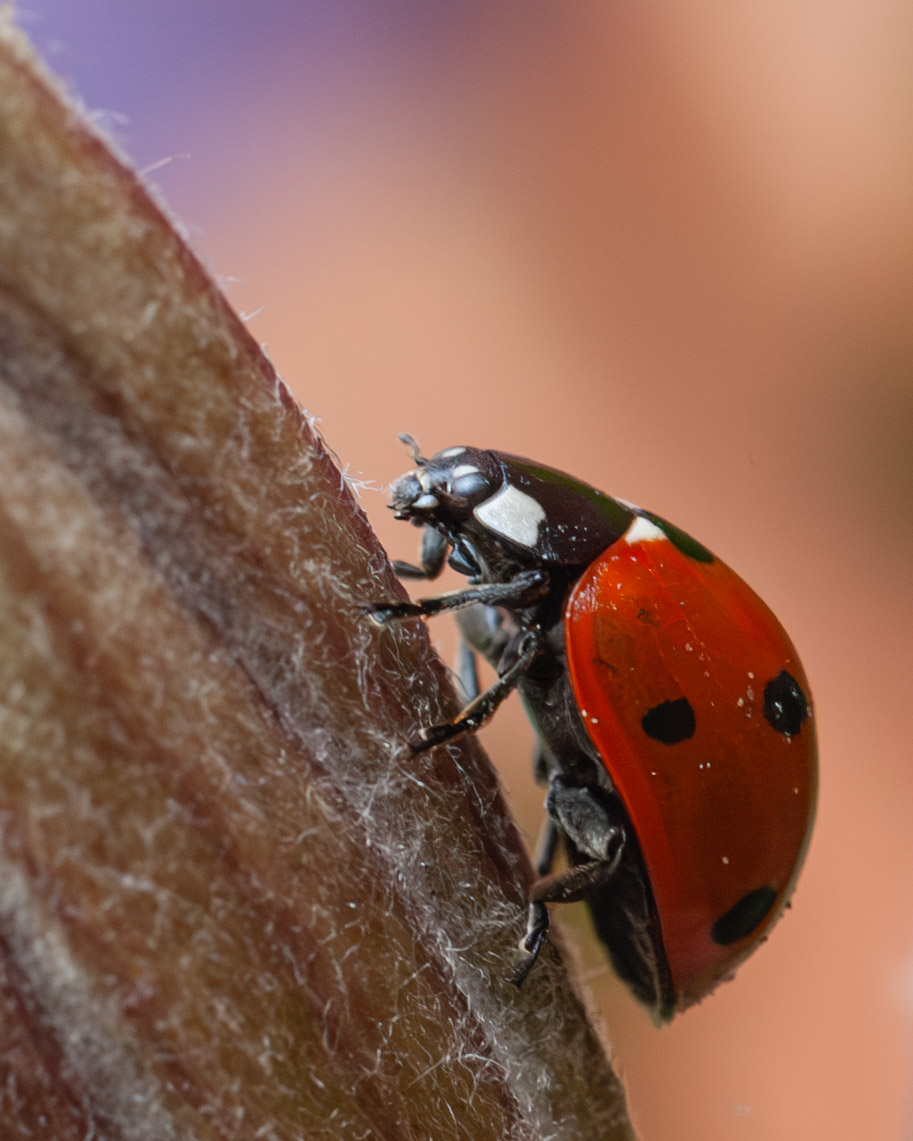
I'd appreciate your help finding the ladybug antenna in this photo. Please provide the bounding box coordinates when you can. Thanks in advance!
[397,432,425,465]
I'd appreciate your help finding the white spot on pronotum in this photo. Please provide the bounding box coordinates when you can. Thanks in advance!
[439,446,467,458]
[623,516,667,544]
[722,856,730,865]
[473,483,545,548]
[450,464,480,481]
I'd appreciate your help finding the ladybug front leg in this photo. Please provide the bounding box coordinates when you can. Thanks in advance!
[364,568,547,625]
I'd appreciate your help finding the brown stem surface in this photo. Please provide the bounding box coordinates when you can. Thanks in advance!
[0,18,633,1141]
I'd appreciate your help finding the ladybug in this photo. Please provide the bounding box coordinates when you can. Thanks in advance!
[367,438,817,1020]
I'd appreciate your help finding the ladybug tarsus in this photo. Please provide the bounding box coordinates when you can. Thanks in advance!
[510,902,551,988]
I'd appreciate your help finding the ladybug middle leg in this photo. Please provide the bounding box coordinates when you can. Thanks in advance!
[366,580,547,751]
[453,605,629,983]
[411,625,544,752]
[454,602,515,688]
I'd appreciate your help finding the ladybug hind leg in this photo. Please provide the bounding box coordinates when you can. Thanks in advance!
[542,776,626,885]
[512,776,626,985]
[510,815,559,985]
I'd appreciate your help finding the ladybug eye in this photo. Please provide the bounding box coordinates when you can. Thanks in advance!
[449,465,490,502]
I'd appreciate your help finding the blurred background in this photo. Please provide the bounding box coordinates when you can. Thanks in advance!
[25,3,913,1138]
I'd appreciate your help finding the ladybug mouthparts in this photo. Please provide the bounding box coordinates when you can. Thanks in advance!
[389,469,439,518]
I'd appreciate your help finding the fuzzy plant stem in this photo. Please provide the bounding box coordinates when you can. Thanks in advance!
[0,17,633,1141]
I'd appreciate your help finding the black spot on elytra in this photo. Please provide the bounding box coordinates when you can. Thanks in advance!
[763,670,808,737]
[711,886,778,946]
[641,697,695,744]
[642,512,714,563]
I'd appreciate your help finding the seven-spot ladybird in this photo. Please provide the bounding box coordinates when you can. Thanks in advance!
[367,439,817,1021]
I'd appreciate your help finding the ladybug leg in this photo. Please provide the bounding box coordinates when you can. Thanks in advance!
[529,847,625,904]
[364,568,547,624]
[512,778,626,985]
[511,903,551,986]
[540,776,626,896]
[455,606,545,760]
[455,638,481,704]
[391,523,449,581]
[457,601,547,771]
[510,817,560,985]
[412,626,543,752]
[455,603,513,672]
[453,605,556,981]
[455,601,519,694]
[532,746,550,786]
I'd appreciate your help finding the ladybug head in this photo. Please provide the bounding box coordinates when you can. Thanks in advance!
[389,440,500,526]
[389,440,635,572]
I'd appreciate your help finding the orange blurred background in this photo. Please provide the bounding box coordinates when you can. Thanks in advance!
[30,4,913,1138]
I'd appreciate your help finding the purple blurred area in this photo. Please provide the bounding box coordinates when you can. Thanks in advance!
[25,3,479,210]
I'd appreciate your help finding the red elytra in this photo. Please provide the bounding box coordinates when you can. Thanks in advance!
[565,522,817,1006]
